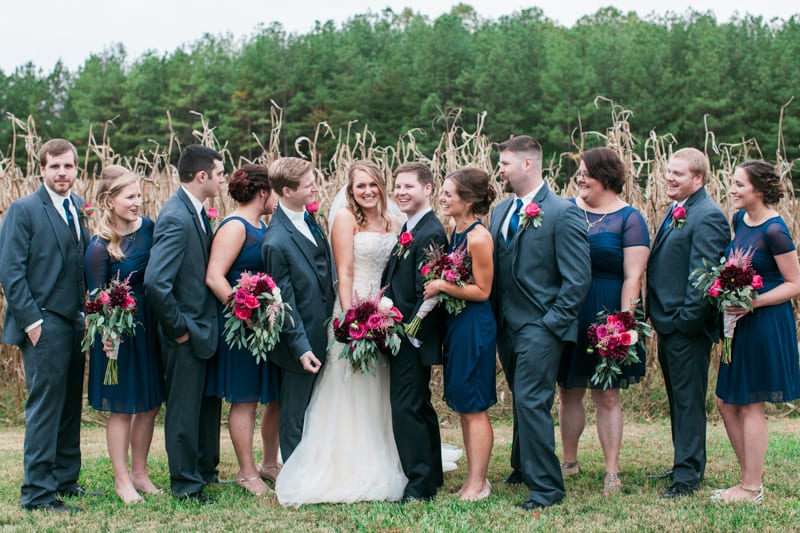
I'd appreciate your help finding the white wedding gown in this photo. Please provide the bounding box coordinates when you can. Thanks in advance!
[275,232,408,506]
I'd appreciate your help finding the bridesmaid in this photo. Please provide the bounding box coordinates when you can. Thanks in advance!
[712,161,800,503]
[556,147,649,495]
[205,164,281,496]
[85,167,164,504]
[423,167,497,501]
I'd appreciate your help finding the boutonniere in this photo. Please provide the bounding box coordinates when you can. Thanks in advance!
[671,205,686,230]
[80,203,96,221]
[394,231,413,259]
[207,207,219,231]
[518,202,544,229]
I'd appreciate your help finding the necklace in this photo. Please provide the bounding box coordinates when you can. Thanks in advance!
[583,207,609,230]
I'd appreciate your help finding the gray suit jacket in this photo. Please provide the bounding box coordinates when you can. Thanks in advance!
[490,184,591,342]
[261,205,335,373]
[647,187,730,340]
[144,187,218,358]
[0,186,89,346]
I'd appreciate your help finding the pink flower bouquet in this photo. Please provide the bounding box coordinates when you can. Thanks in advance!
[586,306,651,390]
[82,273,138,385]
[690,247,762,363]
[331,290,404,374]
[223,271,292,363]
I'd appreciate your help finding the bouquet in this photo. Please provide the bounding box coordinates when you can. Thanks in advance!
[223,271,292,363]
[587,306,652,390]
[690,247,762,363]
[404,245,473,342]
[331,291,404,375]
[82,273,138,385]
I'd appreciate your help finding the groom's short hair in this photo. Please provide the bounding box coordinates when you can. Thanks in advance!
[671,147,710,184]
[393,162,434,187]
[269,157,313,194]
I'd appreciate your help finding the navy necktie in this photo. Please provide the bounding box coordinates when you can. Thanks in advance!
[661,204,675,233]
[506,198,523,245]
[304,211,323,242]
[401,222,408,233]
[63,198,77,240]
[201,207,212,234]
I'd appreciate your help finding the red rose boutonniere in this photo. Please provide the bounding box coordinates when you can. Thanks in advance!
[671,205,686,229]
[394,231,413,259]
[206,207,219,230]
[306,201,319,214]
[518,202,544,229]
[80,203,96,221]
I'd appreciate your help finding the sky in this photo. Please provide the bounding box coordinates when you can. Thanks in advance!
[1,1,794,72]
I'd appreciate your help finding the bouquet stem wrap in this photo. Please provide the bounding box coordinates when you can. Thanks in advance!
[103,329,120,385]
[404,297,438,346]
[721,311,738,364]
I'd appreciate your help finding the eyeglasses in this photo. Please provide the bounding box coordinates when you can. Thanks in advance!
[575,171,591,179]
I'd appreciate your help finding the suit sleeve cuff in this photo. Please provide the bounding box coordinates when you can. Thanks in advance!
[24,319,43,333]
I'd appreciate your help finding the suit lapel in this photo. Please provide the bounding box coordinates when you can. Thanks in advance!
[509,184,549,248]
[275,206,327,292]
[176,188,210,257]
[491,197,514,246]
[37,186,72,262]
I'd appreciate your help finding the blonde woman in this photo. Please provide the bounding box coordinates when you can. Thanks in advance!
[85,167,164,503]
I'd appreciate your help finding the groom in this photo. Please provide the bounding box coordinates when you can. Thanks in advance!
[382,162,448,502]
[490,136,591,510]
[262,157,335,461]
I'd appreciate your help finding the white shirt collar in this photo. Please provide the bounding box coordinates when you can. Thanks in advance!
[280,201,307,223]
[44,183,71,205]
[516,181,545,205]
[181,185,205,217]
[405,207,432,232]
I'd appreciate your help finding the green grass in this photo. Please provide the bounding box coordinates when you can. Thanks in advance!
[1,417,799,532]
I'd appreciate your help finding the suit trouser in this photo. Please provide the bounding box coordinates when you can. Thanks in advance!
[20,311,85,506]
[161,338,221,496]
[657,329,711,487]
[278,368,318,462]
[389,345,443,498]
[498,322,565,507]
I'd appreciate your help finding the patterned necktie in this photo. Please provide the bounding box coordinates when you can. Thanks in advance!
[201,207,212,234]
[506,198,523,245]
[63,198,77,240]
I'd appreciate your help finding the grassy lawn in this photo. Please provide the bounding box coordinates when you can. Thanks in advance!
[1,415,799,532]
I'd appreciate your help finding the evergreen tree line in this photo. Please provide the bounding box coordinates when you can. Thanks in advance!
[2,5,799,166]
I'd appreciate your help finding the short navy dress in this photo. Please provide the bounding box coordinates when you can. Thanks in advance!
[205,216,280,404]
[716,211,800,405]
[558,203,650,389]
[442,221,497,414]
[85,217,164,413]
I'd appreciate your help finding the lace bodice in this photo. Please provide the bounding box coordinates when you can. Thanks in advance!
[350,232,397,298]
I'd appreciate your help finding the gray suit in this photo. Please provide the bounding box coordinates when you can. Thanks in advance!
[490,184,591,507]
[261,205,335,460]
[0,185,89,506]
[646,187,729,487]
[144,187,221,496]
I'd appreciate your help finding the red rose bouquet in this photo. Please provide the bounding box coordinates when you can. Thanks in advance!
[82,273,138,385]
[690,247,762,363]
[223,271,292,363]
[331,291,404,375]
[586,306,651,390]
[404,245,473,342]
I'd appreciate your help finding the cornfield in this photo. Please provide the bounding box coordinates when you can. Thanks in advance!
[1,98,798,421]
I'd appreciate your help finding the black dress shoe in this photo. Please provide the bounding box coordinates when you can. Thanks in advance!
[180,491,215,505]
[502,470,524,485]
[518,497,562,511]
[22,499,82,513]
[400,494,432,504]
[57,485,104,498]
[662,482,695,498]
[647,469,674,480]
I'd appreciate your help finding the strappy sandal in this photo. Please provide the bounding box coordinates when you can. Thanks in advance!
[560,461,581,476]
[237,475,271,496]
[710,484,763,504]
[257,464,282,484]
[603,471,622,495]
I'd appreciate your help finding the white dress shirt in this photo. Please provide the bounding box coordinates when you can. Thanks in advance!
[502,182,545,241]
[181,185,208,232]
[405,207,432,232]
[281,202,317,245]
[45,184,80,241]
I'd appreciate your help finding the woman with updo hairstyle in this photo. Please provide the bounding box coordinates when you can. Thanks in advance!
[85,167,164,503]
[423,167,497,500]
[556,147,650,496]
[711,160,800,503]
[205,163,281,496]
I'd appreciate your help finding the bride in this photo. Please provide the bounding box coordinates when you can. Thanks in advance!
[275,160,408,505]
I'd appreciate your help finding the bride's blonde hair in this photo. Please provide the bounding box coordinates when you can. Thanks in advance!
[95,167,140,261]
[346,160,391,231]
